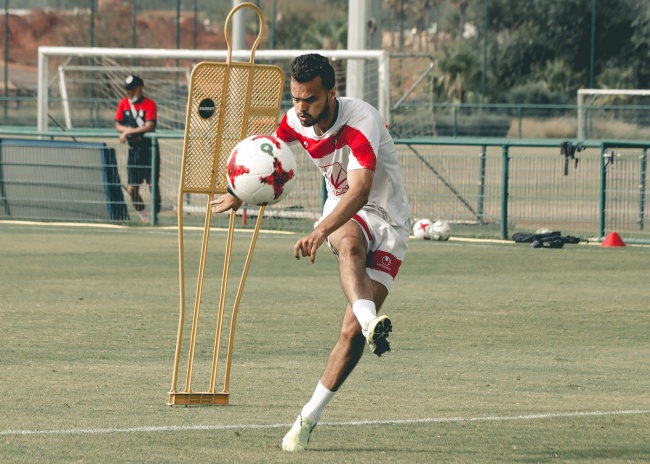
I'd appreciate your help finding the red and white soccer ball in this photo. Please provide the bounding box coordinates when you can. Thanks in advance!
[226,135,297,206]
[412,218,433,240]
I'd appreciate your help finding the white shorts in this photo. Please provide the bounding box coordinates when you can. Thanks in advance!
[322,202,409,292]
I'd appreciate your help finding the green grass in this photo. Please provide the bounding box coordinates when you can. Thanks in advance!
[0,223,648,463]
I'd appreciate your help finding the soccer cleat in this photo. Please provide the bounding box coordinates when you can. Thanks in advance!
[362,315,392,356]
[282,415,316,452]
[370,336,391,356]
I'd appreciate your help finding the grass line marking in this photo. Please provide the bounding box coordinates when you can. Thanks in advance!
[2,409,648,437]
[0,219,295,235]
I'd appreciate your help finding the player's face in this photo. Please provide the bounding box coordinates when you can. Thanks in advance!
[290,77,335,131]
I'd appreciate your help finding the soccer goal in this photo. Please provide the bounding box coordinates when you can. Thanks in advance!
[56,60,192,131]
[37,46,390,132]
[36,46,390,228]
[577,88,650,140]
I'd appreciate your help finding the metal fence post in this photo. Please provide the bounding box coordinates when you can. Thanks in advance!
[3,0,8,120]
[639,148,647,231]
[321,177,327,211]
[478,145,486,222]
[500,144,509,240]
[152,135,159,226]
[598,142,606,240]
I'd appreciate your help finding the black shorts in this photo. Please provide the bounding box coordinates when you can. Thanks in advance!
[127,145,159,186]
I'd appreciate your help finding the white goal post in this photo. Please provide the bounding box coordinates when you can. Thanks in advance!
[37,46,390,132]
[577,88,650,140]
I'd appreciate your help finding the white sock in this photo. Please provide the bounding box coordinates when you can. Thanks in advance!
[300,381,336,424]
[352,299,377,328]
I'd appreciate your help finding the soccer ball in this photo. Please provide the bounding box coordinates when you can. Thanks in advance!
[429,220,451,241]
[412,218,433,240]
[226,135,297,206]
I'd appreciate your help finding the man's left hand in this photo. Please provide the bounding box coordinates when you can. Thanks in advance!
[293,229,326,264]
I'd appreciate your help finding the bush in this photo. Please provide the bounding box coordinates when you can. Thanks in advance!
[389,106,436,138]
[434,113,511,137]
[506,82,566,105]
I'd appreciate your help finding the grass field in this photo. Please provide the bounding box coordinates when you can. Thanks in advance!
[1,222,648,463]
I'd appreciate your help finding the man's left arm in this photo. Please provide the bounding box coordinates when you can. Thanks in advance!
[117,120,155,144]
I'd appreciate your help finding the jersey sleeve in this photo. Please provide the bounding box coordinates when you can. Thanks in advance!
[144,98,157,122]
[275,113,297,144]
[341,109,379,171]
[115,99,128,122]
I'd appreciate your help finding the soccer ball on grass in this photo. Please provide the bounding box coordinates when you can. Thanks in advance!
[226,135,297,206]
[412,218,433,240]
[429,220,451,241]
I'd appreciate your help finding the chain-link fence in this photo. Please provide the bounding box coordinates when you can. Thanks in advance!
[2,129,649,242]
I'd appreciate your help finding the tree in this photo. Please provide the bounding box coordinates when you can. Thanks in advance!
[273,12,315,50]
[537,59,580,96]
[630,2,650,88]
[435,41,482,102]
[458,0,642,102]
[302,18,347,50]
[384,0,409,49]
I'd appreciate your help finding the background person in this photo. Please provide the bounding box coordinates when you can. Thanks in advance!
[210,53,410,452]
[115,74,161,223]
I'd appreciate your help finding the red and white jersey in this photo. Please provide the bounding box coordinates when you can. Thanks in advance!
[275,97,410,227]
[115,97,157,128]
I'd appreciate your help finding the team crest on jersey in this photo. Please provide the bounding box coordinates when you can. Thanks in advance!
[320,162,348,196]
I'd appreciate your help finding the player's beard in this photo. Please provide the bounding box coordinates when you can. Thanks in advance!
[298,96,331,128]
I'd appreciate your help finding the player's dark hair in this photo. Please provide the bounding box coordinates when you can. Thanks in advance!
[291,54,336,90]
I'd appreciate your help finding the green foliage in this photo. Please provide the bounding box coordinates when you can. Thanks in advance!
[596,66,637,90]
[433,112,511,136]
[446,0,646,104]
[630,3,650,88]
[385,0,448,31]
[390,106,437,137]
[271,12,346,50]
[302,17,348,50]
[491,28,553,90]
[535,59,581,96]
[434,41,483,103]
[439,1,466,37]
[272,11,315,49]
[505,82,564,105]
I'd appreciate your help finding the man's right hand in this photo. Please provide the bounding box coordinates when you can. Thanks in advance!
[210,193,243,214]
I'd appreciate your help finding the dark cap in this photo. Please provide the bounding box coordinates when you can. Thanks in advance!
[123,75,144,90]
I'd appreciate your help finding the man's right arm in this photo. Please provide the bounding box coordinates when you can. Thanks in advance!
[210,193,243,213]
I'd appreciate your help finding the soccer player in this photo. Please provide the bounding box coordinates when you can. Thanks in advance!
[115,74,161,223]
[210,53,410,451]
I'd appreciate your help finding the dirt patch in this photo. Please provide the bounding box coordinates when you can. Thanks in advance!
[0,7,237,91]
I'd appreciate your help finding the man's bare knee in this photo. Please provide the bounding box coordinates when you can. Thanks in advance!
[336,236,366,260]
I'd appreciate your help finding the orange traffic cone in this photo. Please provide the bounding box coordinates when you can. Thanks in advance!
[601,232,626,247]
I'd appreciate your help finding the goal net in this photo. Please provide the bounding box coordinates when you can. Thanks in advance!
[577,89,650,140]
[37,46,389,228]
[38,47,389,132]
[55,58,191,131]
